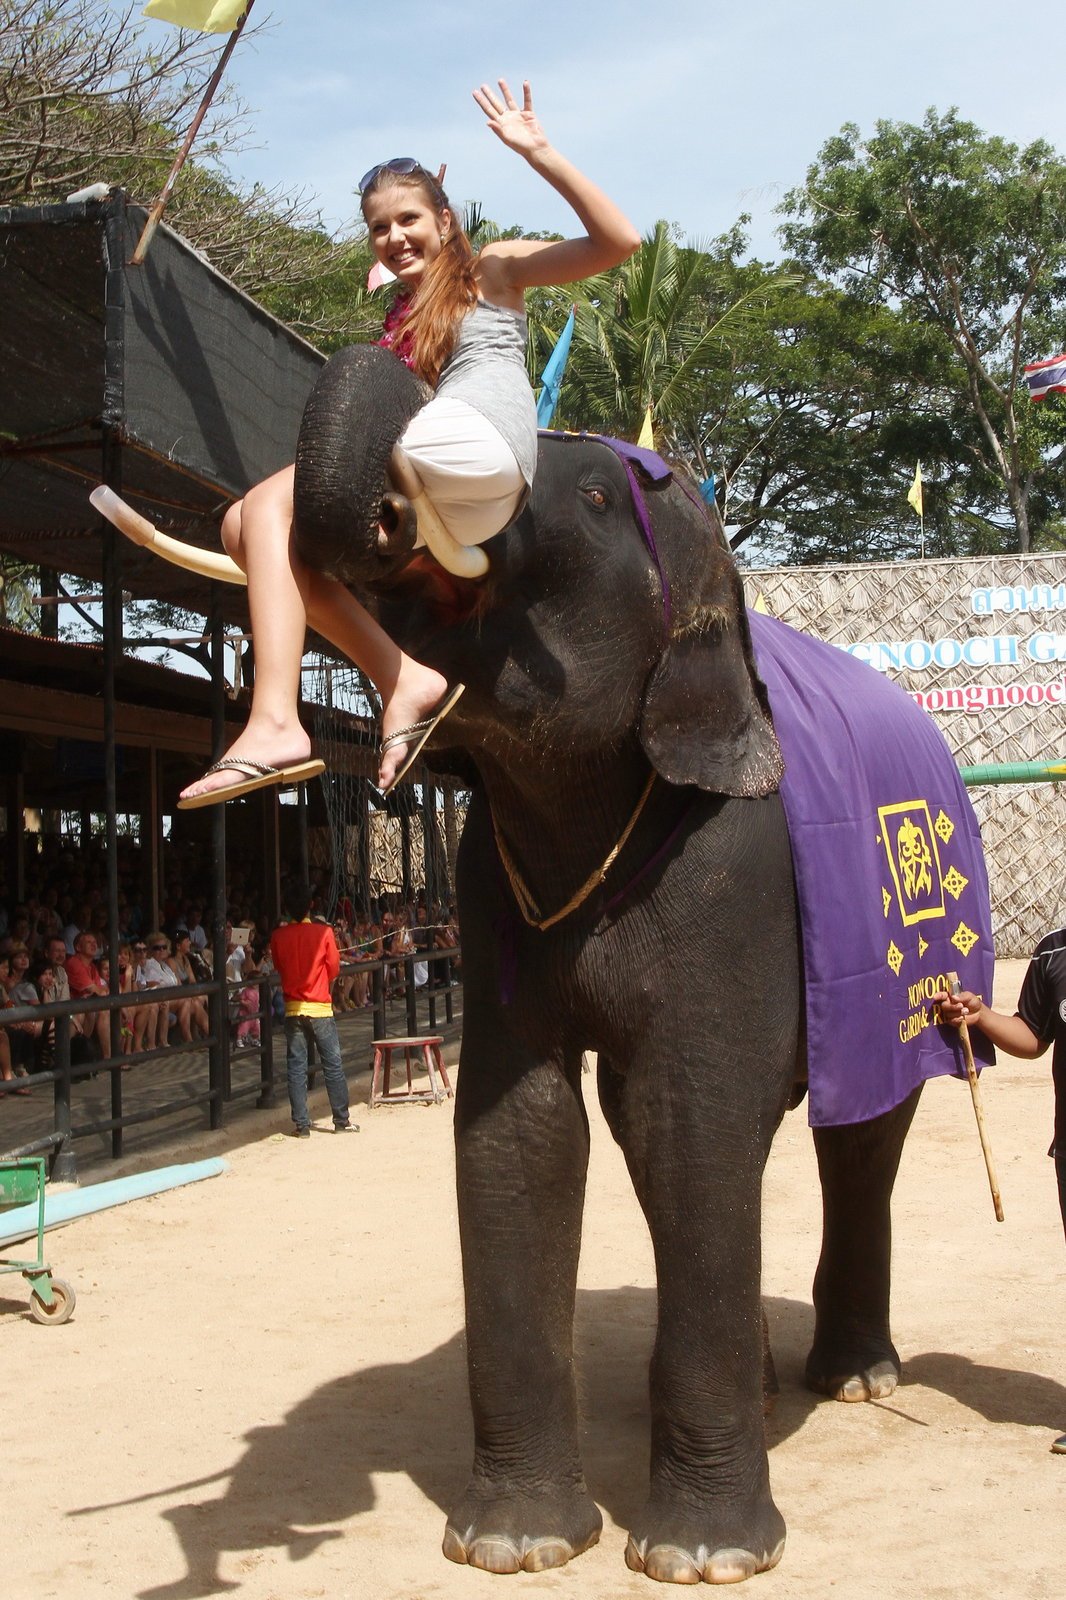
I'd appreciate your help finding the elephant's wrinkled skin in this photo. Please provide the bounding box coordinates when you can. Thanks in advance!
[295,353,919,1583]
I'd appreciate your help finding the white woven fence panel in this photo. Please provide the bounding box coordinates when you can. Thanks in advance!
[747,553,1066,957]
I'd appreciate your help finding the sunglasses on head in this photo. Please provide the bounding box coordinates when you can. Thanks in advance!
[358,156,447,196]
[358,156,422,193]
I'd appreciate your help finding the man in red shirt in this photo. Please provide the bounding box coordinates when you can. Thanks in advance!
[64,931,111,1059]
[270,883,357,1137]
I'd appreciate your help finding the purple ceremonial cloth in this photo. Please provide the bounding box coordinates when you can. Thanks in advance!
[748,610,995,1127]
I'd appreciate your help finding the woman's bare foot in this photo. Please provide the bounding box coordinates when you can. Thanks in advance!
[378,661,451,790]
[179,719,313,804]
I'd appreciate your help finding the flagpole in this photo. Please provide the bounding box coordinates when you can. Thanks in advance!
[130,0,255,266]
[920,508,925,560]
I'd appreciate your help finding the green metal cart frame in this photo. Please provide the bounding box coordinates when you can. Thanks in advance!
[0,1158,76,1324]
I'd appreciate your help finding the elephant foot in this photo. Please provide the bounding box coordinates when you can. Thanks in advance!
[443,1483,602,1574]
[625,1493,785,1586]
[805,1339,900,1403]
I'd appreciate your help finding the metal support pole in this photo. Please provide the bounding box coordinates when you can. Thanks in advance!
[263,786,281,926]
[130,2,256,265]
[101,194,126,1155]
[38,567,59,640]
[297,784,310,885]
[372,962,386,1040]
[422,782,438,910]
[404,955,418,1037]
[358,780,372,910]
[6,765,25,901]
[401,811,412,903]
[256,974,275,1108]
[50,1015,78,1185]
[144,744,160,930]
[208,589,228,1124]
[102,481,123,1159]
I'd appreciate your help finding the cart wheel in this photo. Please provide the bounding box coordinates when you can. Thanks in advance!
[30,1278,76,1326]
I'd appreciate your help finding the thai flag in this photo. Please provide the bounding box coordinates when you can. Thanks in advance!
[1024,353,1066,401]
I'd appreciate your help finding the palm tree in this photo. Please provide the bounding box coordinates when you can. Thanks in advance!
[539,223,795,490]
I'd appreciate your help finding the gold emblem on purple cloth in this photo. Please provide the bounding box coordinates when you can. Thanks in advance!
[878,800,946,925]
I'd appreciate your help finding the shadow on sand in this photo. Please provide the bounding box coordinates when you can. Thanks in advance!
[66,1287,1066,1598]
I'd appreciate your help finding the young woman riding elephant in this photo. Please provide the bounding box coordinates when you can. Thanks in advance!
[176,78,639,807]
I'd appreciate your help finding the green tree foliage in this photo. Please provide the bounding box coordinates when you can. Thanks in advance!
[707,262,997,564]
[535,222,795,477]
[0,554,38,628]
[779,109,1066,554]
[0,0,375,346]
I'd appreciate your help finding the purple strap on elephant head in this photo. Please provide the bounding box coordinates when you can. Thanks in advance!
[540,429,673,632]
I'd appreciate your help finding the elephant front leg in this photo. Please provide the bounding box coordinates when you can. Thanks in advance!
[806,1086,922,1402]
[443,1032,602,1574]
[610,1058,787,1585]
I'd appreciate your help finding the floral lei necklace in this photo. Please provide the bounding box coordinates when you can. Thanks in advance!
[378,290,417,371]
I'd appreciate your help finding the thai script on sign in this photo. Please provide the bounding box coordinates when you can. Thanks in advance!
[971,584,1066,616]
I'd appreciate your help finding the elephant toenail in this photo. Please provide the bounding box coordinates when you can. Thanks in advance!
[631,1540,702,1584]
[523,1537,573,1571]
[441,1526,469,1564]
[836,1376,870,1402]
[469,1537,522,1574]
[702,1547,759,1583]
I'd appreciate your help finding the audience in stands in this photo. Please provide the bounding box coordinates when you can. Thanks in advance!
[0,833,462,1099]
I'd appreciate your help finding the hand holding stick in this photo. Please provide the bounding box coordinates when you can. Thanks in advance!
[946,970,1004,1222]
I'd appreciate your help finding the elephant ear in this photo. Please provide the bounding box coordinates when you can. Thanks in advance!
[638,509,783,798]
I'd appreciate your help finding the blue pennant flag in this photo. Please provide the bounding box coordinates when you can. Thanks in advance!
[536,308,576,429]
[698,473,715,506]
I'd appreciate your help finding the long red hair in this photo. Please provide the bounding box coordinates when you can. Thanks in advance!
[361,169,478,388]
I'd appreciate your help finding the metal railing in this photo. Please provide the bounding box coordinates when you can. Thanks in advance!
[0,948,461,1178]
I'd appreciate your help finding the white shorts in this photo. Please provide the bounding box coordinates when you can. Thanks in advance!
[399,396,525,547]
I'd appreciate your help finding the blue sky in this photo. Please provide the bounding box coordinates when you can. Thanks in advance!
[148,0,1066,261]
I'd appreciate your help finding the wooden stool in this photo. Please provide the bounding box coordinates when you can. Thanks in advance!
[370,1035,452,1107]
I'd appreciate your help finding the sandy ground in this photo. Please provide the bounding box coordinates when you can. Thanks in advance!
[4,960,1063,1600]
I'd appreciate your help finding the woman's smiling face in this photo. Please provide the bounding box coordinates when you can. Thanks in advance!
[362,183,450,285]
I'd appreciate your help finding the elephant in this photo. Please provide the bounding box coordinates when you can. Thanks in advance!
[287,345,992,1585]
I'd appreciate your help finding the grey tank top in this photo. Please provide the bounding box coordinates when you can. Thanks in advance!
[436,299,539,487]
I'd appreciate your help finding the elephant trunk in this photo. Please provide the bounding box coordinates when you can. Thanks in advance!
[293,342,433,588]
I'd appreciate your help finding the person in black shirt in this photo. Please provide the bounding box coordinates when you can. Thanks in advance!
[938,930,1066,1454]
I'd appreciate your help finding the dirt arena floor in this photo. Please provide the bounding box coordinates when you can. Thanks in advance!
[4,960,1062,1599]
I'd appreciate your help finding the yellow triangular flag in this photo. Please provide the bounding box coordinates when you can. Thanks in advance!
[751,591,771,615]
[907,461,923,517]
[637,406,654,449]
[142,0,247,31]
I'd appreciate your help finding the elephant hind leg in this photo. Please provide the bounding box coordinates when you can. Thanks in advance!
[806,1086,922,1402]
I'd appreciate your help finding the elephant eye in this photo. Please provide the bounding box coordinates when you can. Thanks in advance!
[581,485,609,511]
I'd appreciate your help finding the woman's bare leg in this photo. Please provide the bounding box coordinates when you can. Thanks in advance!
[133,1002,152,1052]
[172,998,194,1043]
[179,467,448,800]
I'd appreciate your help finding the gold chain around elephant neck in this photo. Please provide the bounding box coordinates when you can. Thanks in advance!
[491,770,657,932]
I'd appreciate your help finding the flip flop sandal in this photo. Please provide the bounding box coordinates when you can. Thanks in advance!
[177,757,326,810]
[379,684,465,795]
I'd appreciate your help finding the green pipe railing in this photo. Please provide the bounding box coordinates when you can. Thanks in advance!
[960,759,1066,786]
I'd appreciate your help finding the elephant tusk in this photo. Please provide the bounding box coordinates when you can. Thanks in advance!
[89,486,248,587]
[388,448,489,580]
